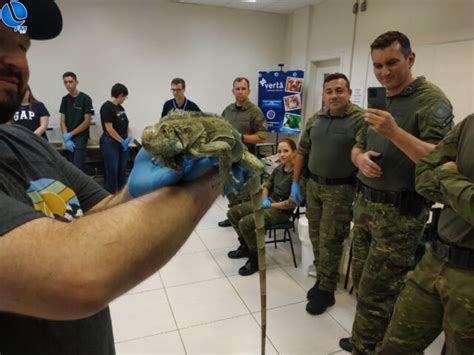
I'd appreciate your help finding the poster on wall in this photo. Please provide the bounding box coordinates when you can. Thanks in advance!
[258,70,304,134]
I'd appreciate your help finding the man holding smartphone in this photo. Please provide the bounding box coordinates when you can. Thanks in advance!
[339,31,454,354]
[291,73,366,315]
[379,114,474,354]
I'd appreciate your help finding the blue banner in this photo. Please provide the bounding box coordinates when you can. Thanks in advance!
[258,70,304,134]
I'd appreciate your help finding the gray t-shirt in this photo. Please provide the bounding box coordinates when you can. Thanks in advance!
[0,125,114,355]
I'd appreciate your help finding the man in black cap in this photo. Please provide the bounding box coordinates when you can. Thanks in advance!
[0,1,225,354]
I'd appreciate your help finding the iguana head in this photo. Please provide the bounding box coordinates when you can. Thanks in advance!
[142,122,185,169]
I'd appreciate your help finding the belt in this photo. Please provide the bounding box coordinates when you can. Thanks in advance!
[309,172,354,186]
[431,239,474,269]
[356,182,401,205]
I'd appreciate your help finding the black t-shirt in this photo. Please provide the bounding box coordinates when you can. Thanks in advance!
[12,102,50,139]
[161,97,201,118]
[100,101,129,138]
[0,125,114,355]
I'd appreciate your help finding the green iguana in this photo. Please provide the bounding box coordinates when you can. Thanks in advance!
[141,111,268,354]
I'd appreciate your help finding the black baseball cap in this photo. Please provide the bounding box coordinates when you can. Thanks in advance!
[1,0,63,40]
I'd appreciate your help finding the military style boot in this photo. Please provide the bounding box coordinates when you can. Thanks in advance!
[306,288,335,315]
[306,279,320,300]
[339,337,353,352]
[218,218,231,227]
[238,252,259,276]
[227,238,250,259]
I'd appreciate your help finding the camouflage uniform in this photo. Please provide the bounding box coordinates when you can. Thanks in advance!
[379,115,474,355]
[222,100,267,206]
[227,163,294,251]
[350,77,453,355]
[297,103,365,292]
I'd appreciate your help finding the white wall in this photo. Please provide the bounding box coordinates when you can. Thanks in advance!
[288,0,474,124]
[27,0,287,139]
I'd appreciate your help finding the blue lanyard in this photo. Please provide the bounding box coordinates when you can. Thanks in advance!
[173,98,188,111]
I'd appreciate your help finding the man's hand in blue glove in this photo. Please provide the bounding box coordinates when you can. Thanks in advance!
[262,197,272,209]
[120,136,132,152]
[62,133,72,142]
[182,156,218,182]
[291,181,302,205]
[128,149,182,197]
[128,150,218,198]
[65,139,75,152]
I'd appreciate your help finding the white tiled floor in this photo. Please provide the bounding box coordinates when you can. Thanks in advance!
[111,196,444,354]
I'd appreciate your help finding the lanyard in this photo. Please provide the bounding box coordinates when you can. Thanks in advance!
[173,98,188,111]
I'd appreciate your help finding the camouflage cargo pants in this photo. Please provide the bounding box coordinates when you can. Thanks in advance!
[378,244,474,355]
[306,178,355,292]
[350,193,428,355]
[227,201,291,251]
[226,190,251,208]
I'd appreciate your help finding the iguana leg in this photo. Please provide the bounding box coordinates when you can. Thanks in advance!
[249,175,266,355]
[241,150,265,175]
[189,142,233,185]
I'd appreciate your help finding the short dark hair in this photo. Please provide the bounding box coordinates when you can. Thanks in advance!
[171,78,186,89]
[62,71,77,81]
[323,73,350,89]
[111,83,128,98]
[233,77,250,88]
[370,31,412,57]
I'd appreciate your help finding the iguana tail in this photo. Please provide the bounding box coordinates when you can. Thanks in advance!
[249,175,266,355]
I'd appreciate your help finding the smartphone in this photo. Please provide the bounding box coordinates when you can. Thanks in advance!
[367,87,387,110]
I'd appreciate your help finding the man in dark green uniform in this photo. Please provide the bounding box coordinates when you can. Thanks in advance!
[339,31,453,354]
[378,114,474,355]
[218,77,267,233]
[60,72,94,173]
[291,73,365,315]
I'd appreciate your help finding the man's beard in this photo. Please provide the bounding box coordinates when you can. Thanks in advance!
[0,66,26,124]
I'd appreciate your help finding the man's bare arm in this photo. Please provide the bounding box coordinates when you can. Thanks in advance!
[292,153,304,183]
[243,133,265,145]
[69,113,92,136]
[59,113,67,133]
[0,171,221,321]
[389,128,435,163]
[365,108,435,163]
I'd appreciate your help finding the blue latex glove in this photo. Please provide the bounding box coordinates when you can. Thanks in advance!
[291,181,302,205]
[62,133,72,142]
[120,136,132,152]
[128,149,181,197]
[65,139,75,152]
[182,156,218,182]
[224,163,248,196]
[128,151,218,198]
[262,197,272,209]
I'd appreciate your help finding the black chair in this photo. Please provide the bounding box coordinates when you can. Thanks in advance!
[265,207,303,268]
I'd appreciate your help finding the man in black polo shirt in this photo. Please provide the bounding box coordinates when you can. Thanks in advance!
[161,77,201,118]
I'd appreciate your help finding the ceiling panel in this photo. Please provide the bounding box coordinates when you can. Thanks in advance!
[172,0,322,14]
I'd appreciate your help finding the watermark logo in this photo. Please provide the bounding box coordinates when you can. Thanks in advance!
[0,1,28,34]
